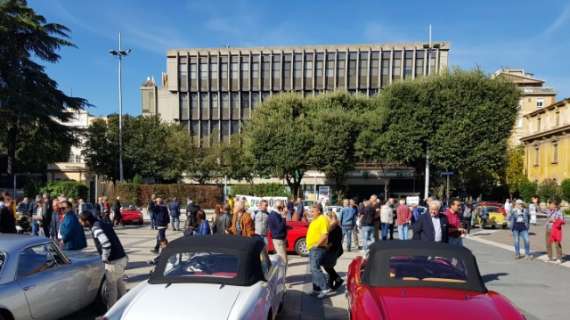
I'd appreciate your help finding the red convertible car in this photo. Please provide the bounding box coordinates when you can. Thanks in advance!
[121,206,144,225]
[347,241,525,320]
[267,220,309,256]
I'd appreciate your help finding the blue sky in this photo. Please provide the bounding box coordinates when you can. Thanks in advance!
[29,0,570,116]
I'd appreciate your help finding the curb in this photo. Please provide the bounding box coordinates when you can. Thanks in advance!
[466,235,570,269]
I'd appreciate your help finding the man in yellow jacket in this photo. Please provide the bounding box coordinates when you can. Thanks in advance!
[306,203,331,298]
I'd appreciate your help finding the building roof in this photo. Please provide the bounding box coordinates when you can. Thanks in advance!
[493,68,544,86]
[520,86,556,96]
[524,98,570,118]
[167,41,451,56]
[141,76,156,87]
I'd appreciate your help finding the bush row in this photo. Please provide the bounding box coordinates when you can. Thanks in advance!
[113,183,223,208]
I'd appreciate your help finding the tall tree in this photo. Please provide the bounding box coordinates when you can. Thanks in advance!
[307,92,382,198]
[0,0,88,180]
[244,94,313,197]
[356,69,520,195]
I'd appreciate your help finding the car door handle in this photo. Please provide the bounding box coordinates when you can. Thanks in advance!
[23,285,35,291]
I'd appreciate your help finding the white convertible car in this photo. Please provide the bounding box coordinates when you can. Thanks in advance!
[103,235,286,320]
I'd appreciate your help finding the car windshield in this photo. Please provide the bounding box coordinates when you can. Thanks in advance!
[163,251,239,279]
[389,255,468,283]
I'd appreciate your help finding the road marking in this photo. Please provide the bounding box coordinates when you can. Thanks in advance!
[466,236,570,269]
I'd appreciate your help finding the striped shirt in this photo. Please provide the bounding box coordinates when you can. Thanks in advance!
[92,224,112,261]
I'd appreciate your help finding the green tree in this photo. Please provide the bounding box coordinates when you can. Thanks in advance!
[356,69,520,196]
[83,115,192,183]
[560,179,570,203]
[0,0,88,177]
[308,92,381,198]
[538,179,561,203]
[244,93,313,197]
[505,146,526,195]
[519,178,538,202]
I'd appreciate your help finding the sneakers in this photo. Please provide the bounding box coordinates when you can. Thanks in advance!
[317,289,331,299]
[332,278,344,290]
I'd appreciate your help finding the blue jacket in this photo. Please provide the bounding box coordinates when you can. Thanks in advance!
[168,201,181,217]
[267,211,287,240]
[195,220,211,235]
[155,205,170,227]
[60,212,87,250]
[508,208,530,231]
[340,207,356,227]
[412,206,427,224]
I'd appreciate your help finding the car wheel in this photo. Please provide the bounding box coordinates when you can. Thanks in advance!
[295,238,309,257]
[91,278,108,313]
[0,309,12,320]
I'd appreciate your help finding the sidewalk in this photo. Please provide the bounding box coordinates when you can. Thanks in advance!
[468,216,570,265]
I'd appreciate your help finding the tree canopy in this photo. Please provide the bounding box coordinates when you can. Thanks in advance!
[0,0,88,176]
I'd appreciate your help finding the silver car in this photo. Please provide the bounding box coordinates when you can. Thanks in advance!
[0,234,106,320]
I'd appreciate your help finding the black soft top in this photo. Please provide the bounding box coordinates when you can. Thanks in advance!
[149,235,265,286]
[362,241,487,293]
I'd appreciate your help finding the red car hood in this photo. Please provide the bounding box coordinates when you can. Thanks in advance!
[369,287,517,320]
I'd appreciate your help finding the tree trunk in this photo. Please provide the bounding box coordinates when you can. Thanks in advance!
[7,124,17,196]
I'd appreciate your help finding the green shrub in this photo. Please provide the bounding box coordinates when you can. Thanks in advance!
[519,179,538,203]
[538,179,561,203]
[229,183,290,197]
[113,183,222,208]
[40,181,88,200]
[560,179,570,203]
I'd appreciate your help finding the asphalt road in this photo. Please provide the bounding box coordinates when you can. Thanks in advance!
[63,225,570,320]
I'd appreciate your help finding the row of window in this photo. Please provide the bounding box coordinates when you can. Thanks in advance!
[177,50,438,91]
[182,120,242,146]
[533,142,559,166]
[178,89,379,120]
[534,111,561,132]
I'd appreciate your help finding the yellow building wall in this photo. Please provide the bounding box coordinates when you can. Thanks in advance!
[525,134,570,183]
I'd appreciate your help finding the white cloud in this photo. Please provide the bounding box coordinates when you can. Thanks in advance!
[543,4,570,37]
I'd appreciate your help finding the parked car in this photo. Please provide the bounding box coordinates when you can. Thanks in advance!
[346,241,525,320]
[121,205,144,225]
[267,220,309,256]
[104,235,286,320]
[473,202,507,229]
[0,234,106,320]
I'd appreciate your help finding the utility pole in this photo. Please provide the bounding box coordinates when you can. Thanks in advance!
[424,24,432,200]
[109,33,132,182]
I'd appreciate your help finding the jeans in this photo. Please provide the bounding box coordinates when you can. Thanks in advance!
[397,223,409,240]
[154,228,167,251]
[31,221,40,236]
[449,237,463,246]
[381,223,391,240]
[342,226,353,251]
[512,229,530,256]
[150,213,156,229]
[353,224,360,249]
[361,226,375,252]
[171,215,180,230]
[309,247,329,291]
[105,257,128,309]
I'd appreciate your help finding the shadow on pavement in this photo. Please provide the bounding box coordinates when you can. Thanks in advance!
[287,261,308,268]
[482,272,508,283]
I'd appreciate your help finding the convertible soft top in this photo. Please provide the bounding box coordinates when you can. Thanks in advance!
[149,235,265,286]
[362,241,487,293]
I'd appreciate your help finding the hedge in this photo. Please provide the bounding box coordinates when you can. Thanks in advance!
[560,179,570,203]
[229,183,290,197]
[40,181,88,200]
[113,183,222,208]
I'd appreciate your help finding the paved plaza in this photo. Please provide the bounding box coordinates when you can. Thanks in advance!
[65,219,570,320]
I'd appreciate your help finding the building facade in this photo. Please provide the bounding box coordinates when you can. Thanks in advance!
[493,69,557,146]
[522,98,570,183]
[142,42,450,146]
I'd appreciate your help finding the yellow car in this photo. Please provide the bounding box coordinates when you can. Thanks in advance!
[473,204,508,229]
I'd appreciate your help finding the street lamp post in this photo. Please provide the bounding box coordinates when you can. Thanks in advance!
[109,33,132,182]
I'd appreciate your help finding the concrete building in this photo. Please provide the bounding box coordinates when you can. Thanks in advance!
[493,69,557,145]
[142,42,450,145]
[47,109,94,182]
[522,98,570,183]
